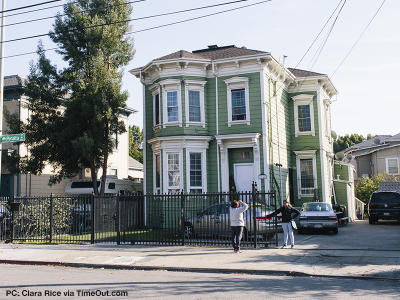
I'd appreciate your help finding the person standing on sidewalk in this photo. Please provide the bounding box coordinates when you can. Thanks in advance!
[266,200,300,249]
[230,200,249,253]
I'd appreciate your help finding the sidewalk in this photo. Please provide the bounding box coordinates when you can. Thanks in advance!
[1,242,400,280]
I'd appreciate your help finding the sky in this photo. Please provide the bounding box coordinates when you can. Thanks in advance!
[3,0,399,137]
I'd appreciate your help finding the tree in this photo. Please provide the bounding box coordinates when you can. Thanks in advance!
[129,125,143,163]
[20,0,134,195]
[355,173,399,204]
[333,133,368,153]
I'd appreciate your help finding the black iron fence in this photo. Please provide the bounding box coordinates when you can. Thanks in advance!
[0,188,279,248]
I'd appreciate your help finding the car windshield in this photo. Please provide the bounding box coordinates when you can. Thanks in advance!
[371,192,400,204]
[303,203,331,212]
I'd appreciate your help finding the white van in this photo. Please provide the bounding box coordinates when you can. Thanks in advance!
[65,176,139,195]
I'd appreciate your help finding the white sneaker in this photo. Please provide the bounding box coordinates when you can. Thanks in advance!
[281,245,287,249]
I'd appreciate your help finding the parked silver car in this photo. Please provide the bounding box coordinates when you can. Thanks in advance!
[184,202,282,240]
[298,202,338,234]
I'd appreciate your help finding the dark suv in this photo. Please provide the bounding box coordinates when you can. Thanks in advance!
[368,191,400,224]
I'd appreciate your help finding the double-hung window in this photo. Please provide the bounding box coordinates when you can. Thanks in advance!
[188,91,201,122]
[293,94,315,136]
[154,154,161,194]
[154,94,160,126]
[231,89,246,121]
[160,79,182,127]
[224,77,250,126]
[298,105,311,132]
[386,158,399,175]
[295,150,317,197]
[167,91,178,122]
[184,80,206,127]
[189,153,202,194]
[167,153,180,193]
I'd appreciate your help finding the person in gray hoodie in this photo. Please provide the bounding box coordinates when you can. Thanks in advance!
[230,200,249,253]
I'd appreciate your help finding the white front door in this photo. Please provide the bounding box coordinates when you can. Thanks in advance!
[234,163,254,192]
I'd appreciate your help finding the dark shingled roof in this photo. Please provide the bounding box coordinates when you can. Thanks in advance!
[4,75,25,88]
[288,68,325,78]
[154,45,268,62]
[154,50,206,61]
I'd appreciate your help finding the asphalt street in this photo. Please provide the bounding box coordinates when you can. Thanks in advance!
[0,264,399,300]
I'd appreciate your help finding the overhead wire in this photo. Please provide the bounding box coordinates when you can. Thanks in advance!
[0,0,252,44]
[2,0,271,58]
[331,0,386,77]
[0,0,62,14]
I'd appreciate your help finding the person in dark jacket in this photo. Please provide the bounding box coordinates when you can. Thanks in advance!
[266,200,300,248]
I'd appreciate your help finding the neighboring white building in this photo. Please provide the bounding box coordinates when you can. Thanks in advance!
[1,75,135,196]
[128,157,144,181]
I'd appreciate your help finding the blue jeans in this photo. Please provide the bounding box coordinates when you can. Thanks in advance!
[282,222,294,246]
[231,226,243,251]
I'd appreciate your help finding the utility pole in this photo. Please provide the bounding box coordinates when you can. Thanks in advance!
[0,0,6,191]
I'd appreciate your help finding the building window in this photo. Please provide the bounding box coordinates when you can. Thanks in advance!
[154,93,160,126]
[293,94,315,137]
[300,159,314,195]
[295,150,317,197]
[224,77,250,127]
[184,80,206,127]
[189,153,202,193]
[167,91,178,122]
[188,91,201,122]
[231,89,246,121]
[386,158,399,175]
[155,154,161,194]
[160,79,182,127]
[298,105,311,132]
[167,153,180,190]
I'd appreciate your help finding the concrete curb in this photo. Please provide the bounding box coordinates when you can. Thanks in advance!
[1,259,399,282]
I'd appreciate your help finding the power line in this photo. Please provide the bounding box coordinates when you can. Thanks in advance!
[295,0,343,69]
[2,0,146,28]
[331,0,386,77]
[3,0,271,59]
[2,0,243,28]
[308,0,347,70]
[0,0,256,44]
[0,0,61,14]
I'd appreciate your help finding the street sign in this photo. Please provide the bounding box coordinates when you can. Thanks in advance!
[0,133,25,143]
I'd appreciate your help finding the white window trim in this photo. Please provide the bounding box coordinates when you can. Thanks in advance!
[160,79,182,128]
[186,148,207,193]
[294,150,317,197]
[163,150,183,192]
[184,80,206,128]
[323,99,331,139]
[385,157,399,175]
[224,77,250,127]
[293,94,315,137]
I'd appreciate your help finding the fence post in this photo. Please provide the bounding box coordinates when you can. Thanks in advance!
[252,182,258,248]
[274,191,278,247]
[10,196,14,243]
[181,190,185,246]
[91,194,95,244]
[116,194,121,245]
[49,193,53,243]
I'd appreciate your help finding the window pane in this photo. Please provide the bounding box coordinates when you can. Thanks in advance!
[168,153,180,187]
[388,159,399,174]
[189,90,201,122]
[298,105,311,132]
[190,153,202,187]
[155,94,160,125]
[231,89,246,121]
[155,154,161,188]
[300,159,314,194]
[167,91,178,122]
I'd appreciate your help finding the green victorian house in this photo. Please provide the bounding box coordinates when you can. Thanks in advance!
[130,45,337,206]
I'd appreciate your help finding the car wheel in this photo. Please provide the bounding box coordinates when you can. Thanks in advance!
[184,223,194,239]
[368,217,376,224]
[332,228,338,234]
[264,233,275,241]
[297,229,304,234]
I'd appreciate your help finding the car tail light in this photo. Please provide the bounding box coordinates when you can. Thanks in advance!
[328,216,337,221]
[299,216,307,221]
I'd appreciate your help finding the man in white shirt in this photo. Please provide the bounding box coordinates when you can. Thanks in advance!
[230,200,249,253]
